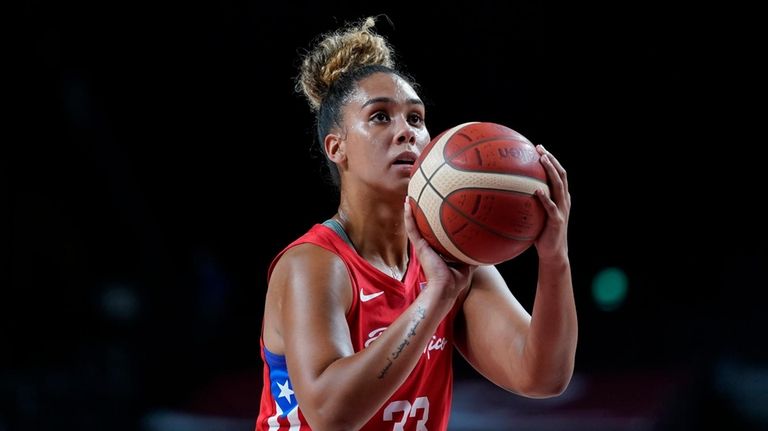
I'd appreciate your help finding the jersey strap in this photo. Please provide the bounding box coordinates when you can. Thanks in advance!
[321,218,354,248]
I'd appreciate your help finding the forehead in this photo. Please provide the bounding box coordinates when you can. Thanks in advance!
[347,72,421,107]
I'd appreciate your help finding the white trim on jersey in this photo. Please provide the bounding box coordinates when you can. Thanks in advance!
[267,401,301,430]
[267,403,281,430]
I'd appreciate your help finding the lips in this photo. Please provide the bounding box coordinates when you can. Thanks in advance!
[392,151,418,166]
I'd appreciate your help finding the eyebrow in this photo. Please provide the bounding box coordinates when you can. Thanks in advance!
[360,97,424,110]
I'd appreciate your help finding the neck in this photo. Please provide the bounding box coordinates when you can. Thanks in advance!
[335,190,409,279]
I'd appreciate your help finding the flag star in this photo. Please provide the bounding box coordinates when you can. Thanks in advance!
[277,379,294,403]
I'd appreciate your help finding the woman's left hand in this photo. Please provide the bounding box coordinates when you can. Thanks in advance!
[533,145,571,262]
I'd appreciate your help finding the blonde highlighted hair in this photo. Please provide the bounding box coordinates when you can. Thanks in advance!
[296,16,395,112]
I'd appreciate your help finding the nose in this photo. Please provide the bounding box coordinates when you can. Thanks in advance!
[396,123,417,145]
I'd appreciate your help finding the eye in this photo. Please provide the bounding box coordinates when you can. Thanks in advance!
[371,111,390,122]
[408,113,424,126]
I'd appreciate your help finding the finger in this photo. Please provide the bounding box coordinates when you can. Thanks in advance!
[540,153,567,206]
[537,145,568,181]
[535,188,559,218]
[404,199,448,274]
[403,199,429,252]
[536,145,572,217]
[546,152,570,209]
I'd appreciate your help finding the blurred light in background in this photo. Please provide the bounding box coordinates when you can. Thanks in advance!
[101,282,139,322]
[592,267,628,312]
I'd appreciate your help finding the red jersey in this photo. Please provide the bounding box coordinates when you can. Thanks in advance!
[256,222,458,430]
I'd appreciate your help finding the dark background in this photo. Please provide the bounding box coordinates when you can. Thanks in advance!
[9,1,767,430]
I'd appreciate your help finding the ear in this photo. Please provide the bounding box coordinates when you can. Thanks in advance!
[324,133,346,165]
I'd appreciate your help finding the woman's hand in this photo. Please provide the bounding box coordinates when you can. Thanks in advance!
[534,145,571,263]
[403,200,476,299]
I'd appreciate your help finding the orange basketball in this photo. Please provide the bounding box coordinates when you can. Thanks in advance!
[407,121,549,265]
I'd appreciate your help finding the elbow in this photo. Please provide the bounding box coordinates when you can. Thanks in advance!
[302,407,357,431]
[306,417,358,431]
[537,377,571,398]
[295,378,379,430]
[516,371,573,399]
[302,399,369,431]
[303,413,355,431]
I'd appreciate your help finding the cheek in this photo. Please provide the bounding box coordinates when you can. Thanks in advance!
[416,130,431,149]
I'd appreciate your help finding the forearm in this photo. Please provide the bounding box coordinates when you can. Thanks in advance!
[293,289,455,430]
[521,256,578,395]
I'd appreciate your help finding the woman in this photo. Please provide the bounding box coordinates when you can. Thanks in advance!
[256,16,577,431]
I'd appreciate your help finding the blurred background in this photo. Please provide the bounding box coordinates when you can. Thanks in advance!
[9,1,767,430]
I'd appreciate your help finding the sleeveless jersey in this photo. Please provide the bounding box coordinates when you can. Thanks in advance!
[255,223,458,430]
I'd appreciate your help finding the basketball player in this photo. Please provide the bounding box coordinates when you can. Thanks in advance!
[256,16,577,430]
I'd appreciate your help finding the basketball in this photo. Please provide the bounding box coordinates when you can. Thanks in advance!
[407,121,550,265]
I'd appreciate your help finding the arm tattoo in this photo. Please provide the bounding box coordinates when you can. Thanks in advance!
[377,304,427,379]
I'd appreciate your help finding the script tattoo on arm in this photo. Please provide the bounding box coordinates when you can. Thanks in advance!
[377,304,426,379]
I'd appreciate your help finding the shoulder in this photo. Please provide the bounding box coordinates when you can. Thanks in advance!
[269,241,354,312]
[271,242,350,290]
[263,242,354,353]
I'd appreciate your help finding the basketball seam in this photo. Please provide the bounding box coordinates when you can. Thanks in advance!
[416,165,429,204]
[444,135,542,179]
[446,135,527,159]
[416,159,449,205]
[441,189,540,242]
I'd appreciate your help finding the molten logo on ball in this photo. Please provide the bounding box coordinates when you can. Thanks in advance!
[407,122,549,265]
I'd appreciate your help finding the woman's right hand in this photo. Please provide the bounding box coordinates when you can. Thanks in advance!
[403,199,476,301]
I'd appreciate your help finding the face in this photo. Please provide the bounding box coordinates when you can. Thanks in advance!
[327,72,430,196]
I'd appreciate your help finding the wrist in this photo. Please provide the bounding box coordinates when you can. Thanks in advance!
[419,281,461,312]
[538,253,570,269]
